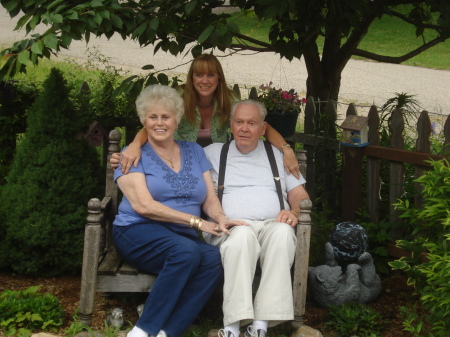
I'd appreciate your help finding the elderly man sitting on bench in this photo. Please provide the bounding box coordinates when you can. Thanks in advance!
[203,99,309,337]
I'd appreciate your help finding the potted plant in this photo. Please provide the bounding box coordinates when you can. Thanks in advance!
[257,82,305,137]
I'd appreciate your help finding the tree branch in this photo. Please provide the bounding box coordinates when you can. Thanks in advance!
[353,35,448,63]
[388,10,442,30]
[232,33,273,49]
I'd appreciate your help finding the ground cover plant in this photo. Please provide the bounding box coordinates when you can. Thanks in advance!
[324,302,385,337]
[0,286,64,336]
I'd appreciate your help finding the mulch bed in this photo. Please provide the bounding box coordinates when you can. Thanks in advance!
[0,271,422,336]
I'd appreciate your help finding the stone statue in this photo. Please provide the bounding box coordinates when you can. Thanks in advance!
[308,222,381,308]
[137,304,145,317]
[106,307,124,328]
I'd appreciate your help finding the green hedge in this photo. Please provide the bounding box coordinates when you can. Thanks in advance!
[0,68,103,276]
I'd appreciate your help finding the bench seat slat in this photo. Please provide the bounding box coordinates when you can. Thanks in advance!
[97,273,157,293]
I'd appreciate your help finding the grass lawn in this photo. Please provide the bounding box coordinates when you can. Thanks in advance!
[228,8,450,71]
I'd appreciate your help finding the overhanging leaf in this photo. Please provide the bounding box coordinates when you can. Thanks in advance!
[17,51,30,65]
[43,33,59,50]
[198,25,214,43]
[30,40,44,55]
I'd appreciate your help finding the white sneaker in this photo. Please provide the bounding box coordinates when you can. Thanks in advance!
[244,326,266,337]
[127,326,148,337]
[218,329,236,337]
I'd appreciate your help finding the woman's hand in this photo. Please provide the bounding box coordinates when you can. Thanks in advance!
[276,209,299,228]
[216,218,249,235]
[283,147,300,179]
[119,143,142,174]
[200,219,248,236]
[110,153,120,170]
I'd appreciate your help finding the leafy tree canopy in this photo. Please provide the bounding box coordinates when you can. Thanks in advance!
[0,0,449,101]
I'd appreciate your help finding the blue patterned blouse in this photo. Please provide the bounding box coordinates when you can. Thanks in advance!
[113,141,212,238]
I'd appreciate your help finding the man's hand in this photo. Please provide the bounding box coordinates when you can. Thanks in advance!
[276,210,299,228]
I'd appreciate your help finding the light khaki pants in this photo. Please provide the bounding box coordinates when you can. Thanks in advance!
[206,219,297,327]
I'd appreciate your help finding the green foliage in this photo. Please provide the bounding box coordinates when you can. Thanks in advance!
[399,305,428,337]
[0,80,38,185]
[181,317,219,337]
[0,286,64,336]
[0,68,103,276]
[63,319,91,337]
[379,92,422,134]
[1,0,449,105]
[308,209,336,266]
[324,302,385,337]
[357,212,393,275]
[76,48,140,132]
[389,158,450,336]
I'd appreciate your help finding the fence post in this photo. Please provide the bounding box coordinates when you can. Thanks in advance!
[233,84,241,99]
[415,111,432,207]
[444,115,450,156]
[341,145,364,220]
[389,109,405,240]
[366,105,380,223]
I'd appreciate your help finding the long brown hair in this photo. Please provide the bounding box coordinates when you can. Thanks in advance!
[182,54,232,127]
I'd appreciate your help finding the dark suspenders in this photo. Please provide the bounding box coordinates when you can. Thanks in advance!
[217,141,230,204]
[217,141,285,211]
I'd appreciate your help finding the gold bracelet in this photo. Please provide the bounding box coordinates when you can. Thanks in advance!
[194,217,200,230]
[197,219,203,231]
[291,210,300,217]
[280,143,291,152]
[189,215,196,228]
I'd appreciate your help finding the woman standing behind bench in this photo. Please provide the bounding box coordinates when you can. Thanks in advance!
[113,84,246,337]
[115,53,300,179]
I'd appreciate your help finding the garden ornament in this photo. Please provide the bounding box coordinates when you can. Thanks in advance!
[308,239,381,307]
[329,221,369,263]
[106,307,124,328]
[137,304,145,317]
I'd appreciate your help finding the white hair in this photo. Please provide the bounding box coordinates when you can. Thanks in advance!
[135,85,184,124]
[230,99,267,121]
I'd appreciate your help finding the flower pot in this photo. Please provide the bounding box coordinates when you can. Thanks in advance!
[265,111,300,138]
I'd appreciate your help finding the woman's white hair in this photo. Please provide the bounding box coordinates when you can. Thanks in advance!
[136,85,184,124]
[230,99,267,121]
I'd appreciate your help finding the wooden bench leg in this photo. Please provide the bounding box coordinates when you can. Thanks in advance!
[79,198,102,326]
[291,199,312,330]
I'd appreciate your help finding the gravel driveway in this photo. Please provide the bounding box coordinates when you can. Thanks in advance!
[1,7,449,118]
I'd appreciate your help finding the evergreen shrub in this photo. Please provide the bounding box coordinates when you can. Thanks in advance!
[0,68,103,276]
[0,80,38,186]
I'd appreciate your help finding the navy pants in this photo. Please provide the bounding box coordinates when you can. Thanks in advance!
[113,223,223,337]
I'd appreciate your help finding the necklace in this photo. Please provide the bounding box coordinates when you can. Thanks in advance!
[198,101,213,109]
[154,145,175,169]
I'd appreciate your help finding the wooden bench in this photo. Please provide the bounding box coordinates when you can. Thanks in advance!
[79,130,312,330]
